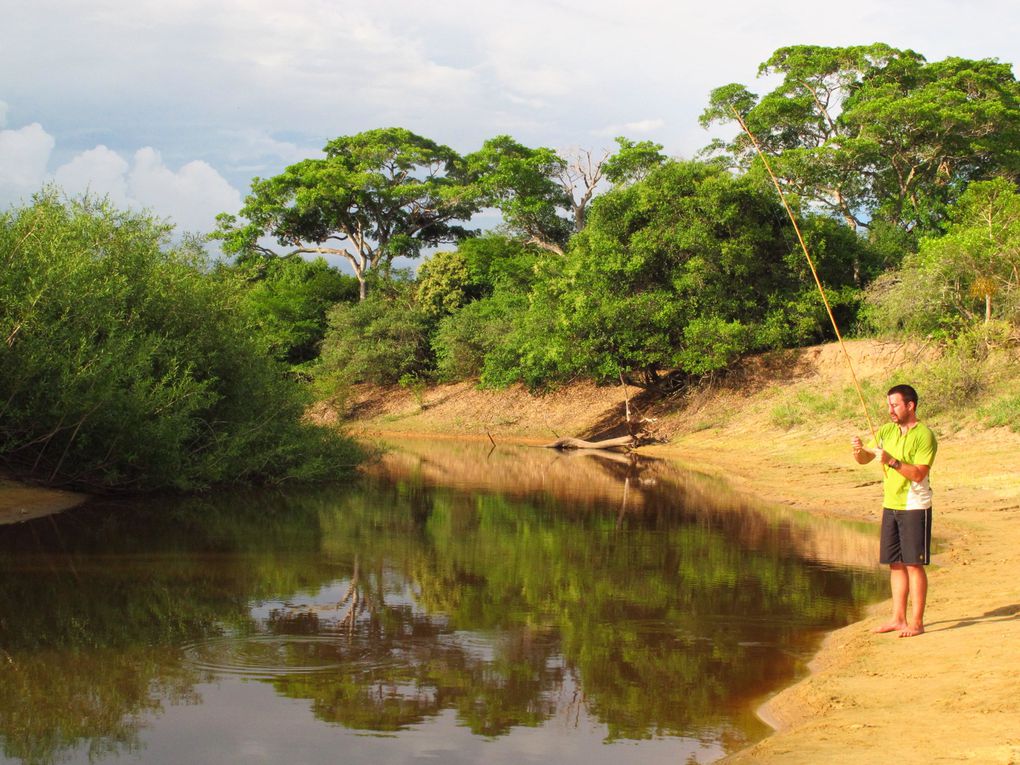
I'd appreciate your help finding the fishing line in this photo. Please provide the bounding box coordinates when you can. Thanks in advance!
[730,108,879,444]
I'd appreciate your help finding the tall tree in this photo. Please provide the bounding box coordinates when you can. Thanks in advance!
[553,161,865,387]
[701,44,1020,243]
[468,136,667,254]
[216,128,481,300]
[468,136,573,255]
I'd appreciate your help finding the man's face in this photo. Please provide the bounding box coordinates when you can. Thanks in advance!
[887,393,915,424]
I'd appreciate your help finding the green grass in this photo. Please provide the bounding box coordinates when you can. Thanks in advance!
[768,337,1020,436]
[978,395,1020,432]
[769,381,888,431]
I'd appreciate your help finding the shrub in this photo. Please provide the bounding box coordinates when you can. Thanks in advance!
[0,192,362,490]
[317,285,431,386]
[432,297,511,382]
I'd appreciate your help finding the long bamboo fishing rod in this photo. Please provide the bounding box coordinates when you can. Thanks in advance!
[730,108,879,443]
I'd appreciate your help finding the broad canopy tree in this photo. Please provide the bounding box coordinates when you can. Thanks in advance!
[701,44,1020,245]
[216,128,482,300]
[467,135,667,255]
[217,129,668,297]
[554,160,865,387]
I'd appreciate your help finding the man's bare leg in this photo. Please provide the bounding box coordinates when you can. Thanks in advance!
[899,564,927,637]
[874,563,909,633]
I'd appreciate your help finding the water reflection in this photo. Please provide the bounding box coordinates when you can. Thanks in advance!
[0,441,884,765]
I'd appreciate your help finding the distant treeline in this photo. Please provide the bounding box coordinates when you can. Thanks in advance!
[3,43,1020,489]
[215,44,1019,393]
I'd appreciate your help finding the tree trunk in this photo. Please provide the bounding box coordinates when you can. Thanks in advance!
[542,435,635,450]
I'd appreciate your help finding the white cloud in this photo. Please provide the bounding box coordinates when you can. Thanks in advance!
[1,113,241,234]
[220,129,318,171]
[595,119,667,137]
[125,148,242,233]
[0,122,56,204]
[3,0,1018,208]
[52,145,131,206]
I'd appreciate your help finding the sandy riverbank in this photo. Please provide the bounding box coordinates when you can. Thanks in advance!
[343,340,1020,764]
[656,429,1020,764]
[0,477,87,524]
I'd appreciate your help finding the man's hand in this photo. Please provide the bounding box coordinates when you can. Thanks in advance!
[851,436,875,464]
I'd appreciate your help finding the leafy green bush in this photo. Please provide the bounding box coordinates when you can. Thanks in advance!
[0,192,362,491]
[415,249,484,321]
[865,179,1020,338]
[476,276,580,389]
[432,297,511,382]
[229,253,359,369]
[317,284,431,385]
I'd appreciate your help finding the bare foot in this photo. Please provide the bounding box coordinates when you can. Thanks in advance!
[874,622,907,634]
[899,624,925,638]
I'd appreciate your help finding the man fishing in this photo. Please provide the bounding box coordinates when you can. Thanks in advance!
[730,113,939,638]
[851,384,938,638]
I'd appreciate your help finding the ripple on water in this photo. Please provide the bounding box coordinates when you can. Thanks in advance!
[180,633,389,679]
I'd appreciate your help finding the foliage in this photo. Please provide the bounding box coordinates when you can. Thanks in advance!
[227,253,359,369]
[475,262,580,389]
[467,135,574,253]
[0,192,362,491]
[414,249,484,321]
[865,179,1020,337]
[427,236,543,383]
[538,160,867,386]
[455,233,543,293]
[602,136,668,185]
[215,127,482,300]
[702,44,1020,239]
[467,135,669,253]
[317,281,432,386]
[432,296,513,382]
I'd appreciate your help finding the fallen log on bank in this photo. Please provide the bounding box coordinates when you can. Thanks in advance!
[542,435,636,451]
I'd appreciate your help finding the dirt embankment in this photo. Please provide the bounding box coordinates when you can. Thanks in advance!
[342,339,1020,765]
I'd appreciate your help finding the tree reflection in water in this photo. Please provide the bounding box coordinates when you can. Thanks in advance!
[0,441,885,764]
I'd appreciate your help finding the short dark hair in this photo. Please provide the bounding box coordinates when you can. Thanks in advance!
[887,384,918,407]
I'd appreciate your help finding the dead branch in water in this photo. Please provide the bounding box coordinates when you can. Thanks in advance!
[542,435,636,450]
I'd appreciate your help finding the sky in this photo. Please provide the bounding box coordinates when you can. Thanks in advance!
[2,0,1019,243]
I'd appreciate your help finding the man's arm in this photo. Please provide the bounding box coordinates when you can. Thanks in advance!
[851,436,875,464]
[878,450,931,483]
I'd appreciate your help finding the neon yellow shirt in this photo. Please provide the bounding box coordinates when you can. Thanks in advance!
[867,422,938,510]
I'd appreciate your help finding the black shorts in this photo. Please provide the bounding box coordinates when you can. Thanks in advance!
[879,507,932,565]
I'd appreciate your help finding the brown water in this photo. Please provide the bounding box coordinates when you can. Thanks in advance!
[0,439,884,764]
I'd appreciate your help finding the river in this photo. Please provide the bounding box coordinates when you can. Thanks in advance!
[0,438,884,764]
